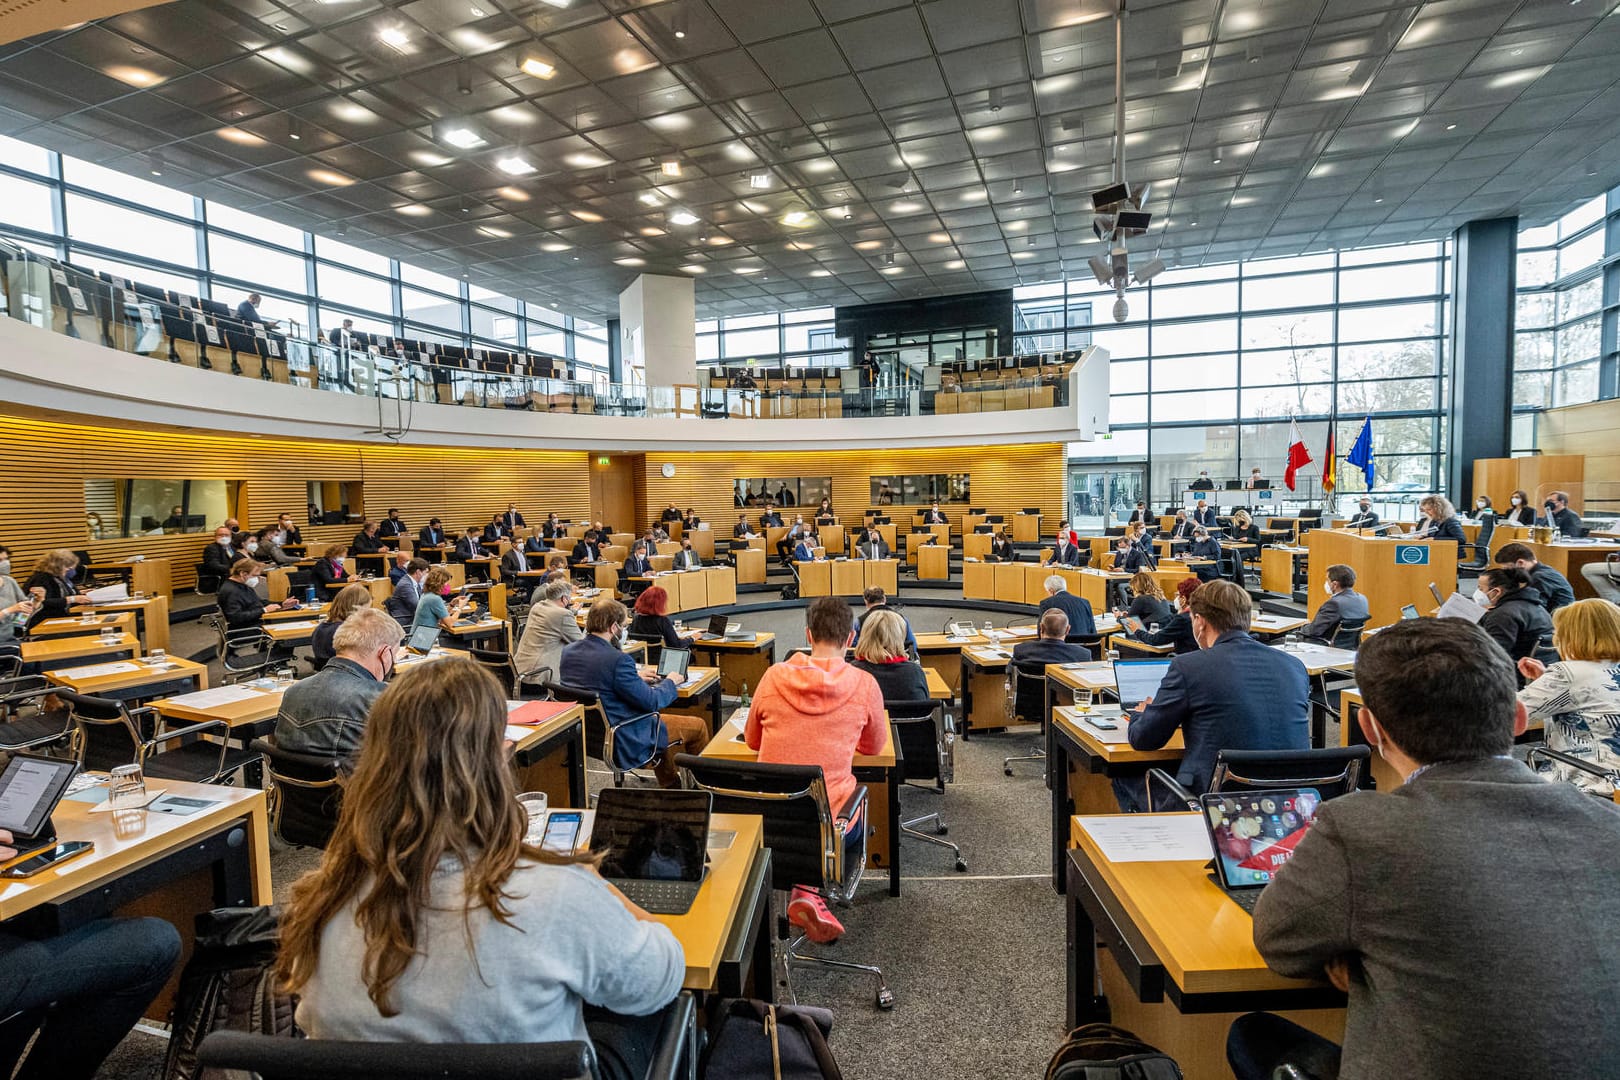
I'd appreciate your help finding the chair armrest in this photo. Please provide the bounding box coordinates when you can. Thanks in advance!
[834,783,869,831]
[150,717,229,745]
[1527,746,1620,787]
[1144,768,1199,812]
[643,992,696,1080]
[0,674,52,703]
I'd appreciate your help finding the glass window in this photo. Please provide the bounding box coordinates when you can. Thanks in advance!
[0,134,49,175]
[1153,353,1235,391]
[1517,249,1556,288]
[574,335,608,367]
[0,172,55,235]
[1557,276,1602,323]
[723,326,779,357]
[1087,325,1148,360]
[205,202,305,250]
[1150,281,1238,319]
[468,284,518,313]
[1514,330,1554,370]
[62,157,195,218]
[1242,309,1333,349]
[1243,252,1335,275]
[399,262,462,296]
[1110,394,1147,425]
[1151,388,1237,423]
[1111,360,1148,394]
[1337,377,1437,415]
[1338,340,1437,379]
[1148,424,1238,495]
[469,306,519,344]
[1241,271,1333,311]
[696,333,719,362]
[1337,261,1439,303]
[1242,346,1332,386]
[1516,291,1554,329]
[316,306,393,338]
[1337,301,1436,342]
[529,303,568,327]
[64,193,198,266]
[1242,383,1332,418]
[68,251,199,297]
[528,322,567,356]
[1556,315,1601,366]
[1557,196,1604,240]
[207,233,307,294]
[1555,362,1600,407]
[315,235,391,275]
[317,262,392,316]
[1152,317,1237,356]
[1557,230,1603,278]
[401,286,462,331]
[1338,240,1440,267]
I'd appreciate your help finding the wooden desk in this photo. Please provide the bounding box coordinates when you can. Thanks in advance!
[830,559,865,597]
[27,612,135,640]
[71,596,170,654]
[734,547,766,584]
[88,557,173,600]
[656,812,772,996]
[963,533,993,561]
[1260,546,1307,594]
[1527,540,1620,600]
[687,632,777,697]
[962,560,995,600]
[154,682,287,730]
[917,544,949,580]
[703,712,903,896]
[1249,614,1308,638]
[796,560,831,597]
[819,524,845,555]
[1338,689,1401,793]
[1076,568,1128,611]
[1303,530,1458,628]
[444,615,509,650]
[1066,819,1344,1077]
[664,666,723,733]
[1049,706,1184,891]
[995,562,1026,604]
[957,637,1037,731]
[0,781,271,1018]
[48,656,209,701]
[21,632,138,669]
[264,601,330,622]
[1013,512,1042,544]
[509,703,588,807]
[263,618,324,647]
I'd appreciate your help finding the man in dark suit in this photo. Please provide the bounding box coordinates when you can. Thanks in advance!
[542,514,565,540]
[1012,609,1092,665]
[1166,511,1196,541]
[1038,575,1096,637]
[481,515,508,545]
[558,599,708,787]
[417,518,446,551]
[1233,619,1620,1080]
[201,525,247,580]
[327,318,365,350]
[622,542,653,578]
[1109,536,1151,574]
[351,520,392,555]
[1119,580,1308,811]
[501,543,532,578]
[1541,490,1583,537]
[854,528,889,561]
[779,515,809,564]
[569,531,601,566]
[276,513,303,546]
[522,531,550,556]
[760,505,784,529]
[453,527,485,562]
[732,514,755,540]
[377,508,407,540]
[1190,471,1214,490]
[792,535,820,563]
[1126,501,1152,526]
[1192,500,1217,528]
[1300,563,1371,644]
[1344,497,1379,531]
[660,504,682,523]
[923,502,948,525]
[235,292,279,329]
[1046,534,1082,567]
[851,586,915,653]
[673,540,701,570]
[502,503,526,532]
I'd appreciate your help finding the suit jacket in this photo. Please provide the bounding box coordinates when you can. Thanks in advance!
[1479,588,1553,664]
[1128,629,1309,793]
[310,557,348,591]
[622,554,652,577]
[660,508,683,522]
[1253,757,1620,1080]
[558,635,678,767]
[570,540,600,565]
[453,536,484,562]
[1038,592,1096,637]
[1344,509,1380,530]
[989,537,1017,562]
[481,524,507,544]
[1046,543,1081,567]
[1126,509,1151,525]
[1504,504,1535,526]
[351,531,387,555]
[923,509,947,524]
[1301,588,1371,642]
[377,518,407,539]
[282,525,303,545]
[733,524,753,538]
[1528,563,1575,612]
[1167,519,1196,540]
[326,327,367,348]
[514,602,583,682]
[386,576,422,622]
[522,536,550,555]
[1192,507,1217,527]
[542,522,566,539]
[793,541,817,563]
[501,548,532,576]
[1110,546,1150,573]
[673,549,701,570]
[854,539,889,560]
[503,511,526,530]
[1190,478,1214,490]
[1134,611,1198,654]
[1012,637,1091,665]
[215,578,267,631]
[760,512,783,528]
[417,526,446,549]
[849,658,929,705]
[202,542,246,577]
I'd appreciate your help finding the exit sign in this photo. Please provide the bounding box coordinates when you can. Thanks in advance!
[597,456,610,466]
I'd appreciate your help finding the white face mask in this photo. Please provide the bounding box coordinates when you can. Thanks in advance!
[1510,497,1521,506]
[216,536,231,546]
[245,540,259,553]
[0,559,10,576]
[1323,581,1335,597]
[245,575,262,588]
[1476,500,1487,510]
[1472,588,1492,608]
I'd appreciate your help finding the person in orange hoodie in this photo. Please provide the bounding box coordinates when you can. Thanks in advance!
[745,596,888,943]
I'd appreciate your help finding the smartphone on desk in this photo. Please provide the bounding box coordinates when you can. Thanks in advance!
[539,811,583,854]
[2,841,93,878]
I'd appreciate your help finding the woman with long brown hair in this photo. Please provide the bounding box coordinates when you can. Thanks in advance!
[278,659,683,1076]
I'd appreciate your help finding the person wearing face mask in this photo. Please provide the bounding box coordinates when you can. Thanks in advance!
[385,558,430,625]
[0,544,36,655]
[512,579,582,685]
[1503,489,1535,527]
[1472,494,1496,520]
[202,525,246,581]
[217,559,299,631]
[1128,577,1202,654]
[313,582,374,667]
[252,526,298,567]
[1345,497,1380,532]
[673,539,701,570]
[1186,527,1224,582]
[277,513,303,547]
[311,543,351,593]
[1115,580,1310,812]
[1474,566,1554,678]
[1190,470,1215,491]
[1191,499,1218,529]
[24,548,92,629]
[273,606,401,767]
[559,599,705,788]
[1540,490,1584,538]
[411,566,471,640]
[1300,564,1370,644]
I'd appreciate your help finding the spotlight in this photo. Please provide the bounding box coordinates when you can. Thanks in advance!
[519,56,557,79]
[660,158,681,177]
[1133,258,1166,284]
[1087,255,1112,286]
[749,172,771,189]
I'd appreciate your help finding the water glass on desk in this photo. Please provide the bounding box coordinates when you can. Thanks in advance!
[516,791,549,843]
[108,763,146,811]
[145,648,166,664]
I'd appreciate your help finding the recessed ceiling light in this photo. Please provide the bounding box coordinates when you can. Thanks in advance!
[810,269,832,277]
[882,266,904,275]
[707,235,733,246]
[660,159,682,177]
[1446,123,1457,130]
[781,210,809,226]
[733,266,762,274]
[1006,220,1028,232]
[945,259,965,270]
[891,200,920,213]
[669,209,699,226]
[749,172,771,189]
[331,101,375,123]
[571,208,604,222]
[396,204,431,217]
[538,0,571,7]
[478,225,511,238]
[496,185,529,201]
[928,232,951,243]
[496,155,536,176]
[377,25,410,50]
[614,257,646,266]
[1012,251,1034,259]
[519,56,557,79]
[541,241,571,252]
[855,240,883,250]
[308,167,354,186]
[148,153,163,176]
[640,226,665,236]
[470,4,485,14]
[217,127,264,145]
[442,126,485,149]
[105,65,164,87]
[638,191,661,205]
[680,264,706,274]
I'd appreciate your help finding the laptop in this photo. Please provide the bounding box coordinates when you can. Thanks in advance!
[1200,788,1324,914]
[1022,507,1042,516]
[589,788,711,915]
[1428,582,1445,606]
[699,614,747,640]
[657,646,690,678]
[1224,479,1243,490]
[1113,658,1172,709]
[1400,603,1420,620]
[0,754,80,859]
[405,623,440,654]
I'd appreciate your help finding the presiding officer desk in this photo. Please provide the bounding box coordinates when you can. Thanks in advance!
[1066,814,1345,1080]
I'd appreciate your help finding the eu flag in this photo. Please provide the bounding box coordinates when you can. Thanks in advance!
[1346,416,1374,487]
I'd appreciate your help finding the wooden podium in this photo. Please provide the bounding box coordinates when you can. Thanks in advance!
[963,561,994,601]
[797,561,831,597]
[831,559,865,596]
[734,547,766,584]
[1303,530,1458,627]
[917,545,949,580]
[1013,512,1042,544]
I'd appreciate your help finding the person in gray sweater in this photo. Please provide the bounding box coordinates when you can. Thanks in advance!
[1231,619,1620,1080]
[512,579,582,683]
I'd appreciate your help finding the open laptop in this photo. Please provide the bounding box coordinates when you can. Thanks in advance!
[0,754,81,859]
[698,614,747,640]
[657,646,690,679]
[589,788,711,915]
[1113,658,1172,710]
[1201,788,1323,914]
[405,623,440,654]
[1400,603,1421,620]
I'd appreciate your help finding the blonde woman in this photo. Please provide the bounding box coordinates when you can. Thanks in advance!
[1412,494,1466,555]
[1118,571,1173,628]
[23,548,90,628]
[314,581,373,664]
[277,659,683,1077]
[850,608,929,703]
[1517,598,1620,794]
[411,566,469,637]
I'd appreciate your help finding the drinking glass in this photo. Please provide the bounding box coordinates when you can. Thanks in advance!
[108,763,147,810]
[516,792,549,844]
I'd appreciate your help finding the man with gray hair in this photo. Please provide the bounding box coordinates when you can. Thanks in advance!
[513,577,582,682]
[273,605,399,765]
[1012,609,1092,665]
[1038,573,1095,637]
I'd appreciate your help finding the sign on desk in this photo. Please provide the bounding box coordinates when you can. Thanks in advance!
[1393,544,1430,565]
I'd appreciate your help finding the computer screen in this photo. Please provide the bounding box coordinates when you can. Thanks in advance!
[1113,659,1172,708]
[1203,788,1322,889]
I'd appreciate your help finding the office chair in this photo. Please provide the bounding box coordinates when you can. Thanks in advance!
[1526,746,1620,797]
[1064,634,1104,656]
[628,630,665,665]
[675,754,894,1009]
[468,646,518,696]
[886,698,966,872]
[1144,746,1371,811]
[0,673,73,753]
[1580,555,1620,604]
[1003,661,1049,776]
[251,737,343,850]
[1459,514,1496,574]
[1328,618,1367,651]
[197,993,697,1080]
[206,615,292,684]
[544,683,662,788]
[60,689,261,786]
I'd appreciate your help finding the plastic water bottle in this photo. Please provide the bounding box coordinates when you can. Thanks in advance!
[739,681,751,710]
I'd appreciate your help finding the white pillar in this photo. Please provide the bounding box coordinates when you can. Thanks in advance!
[618,274,695,386]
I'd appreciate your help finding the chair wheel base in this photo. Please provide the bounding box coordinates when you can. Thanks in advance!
[876,988,896,1010]
[1003,766,1013,776]
[954,859,968,873]
[936,824,948,835]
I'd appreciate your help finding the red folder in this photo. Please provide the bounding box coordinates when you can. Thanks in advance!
[508,700,576,726]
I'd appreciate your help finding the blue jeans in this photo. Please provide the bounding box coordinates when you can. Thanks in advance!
[0,916,182,1080]
[1226,1012,1341,1080]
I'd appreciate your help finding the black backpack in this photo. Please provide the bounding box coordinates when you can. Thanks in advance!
[781,582,798,600]
[703,1000,842,1080]
[164,906,297,1080]
[1046,1024,1183,1080]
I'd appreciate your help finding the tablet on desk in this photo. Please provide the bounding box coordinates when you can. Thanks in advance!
[0,753,80,859]
[657,648,691,679]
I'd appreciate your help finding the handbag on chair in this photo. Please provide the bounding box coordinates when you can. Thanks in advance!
[704,999,843,1080]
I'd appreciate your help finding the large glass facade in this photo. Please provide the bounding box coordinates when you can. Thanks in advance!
[696,307,850,371]
[0,134,604,380]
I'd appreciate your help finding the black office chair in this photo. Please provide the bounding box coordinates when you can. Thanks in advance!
[207,615,292,684]
[545,683,662,788]
[252,737,343,849]
[468,646,518,696]
[1328,618,1368,651]
[886,698,966,872]
[1002,660,1048,777]
[1526,746,1620,797]
[1064,633,1103,656]
[1145,746,1371,812]
[675,754,893,1009]
[628,631,665,665]
[60,689,261,785]
[0,673,73,753]
[197,993,696,1080]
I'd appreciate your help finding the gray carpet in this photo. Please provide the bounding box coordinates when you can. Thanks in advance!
[93,593,1071,1078]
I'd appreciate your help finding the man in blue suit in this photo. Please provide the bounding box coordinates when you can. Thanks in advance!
[1192,499,1218,528]
[1046,533,1082,567]
[1115,580,1309,812]
[558,599,708,787]
[1038,575,1096,637]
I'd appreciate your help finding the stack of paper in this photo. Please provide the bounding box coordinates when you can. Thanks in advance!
[1076,815,1212,863]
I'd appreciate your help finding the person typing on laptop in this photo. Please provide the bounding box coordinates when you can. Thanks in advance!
[1228,619,1620,1080]
[1115,580,1309,812]
[279,659,684,1080]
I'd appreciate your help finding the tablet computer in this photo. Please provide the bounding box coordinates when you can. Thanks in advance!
[658,647,691,678]
[0,754,80,857]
